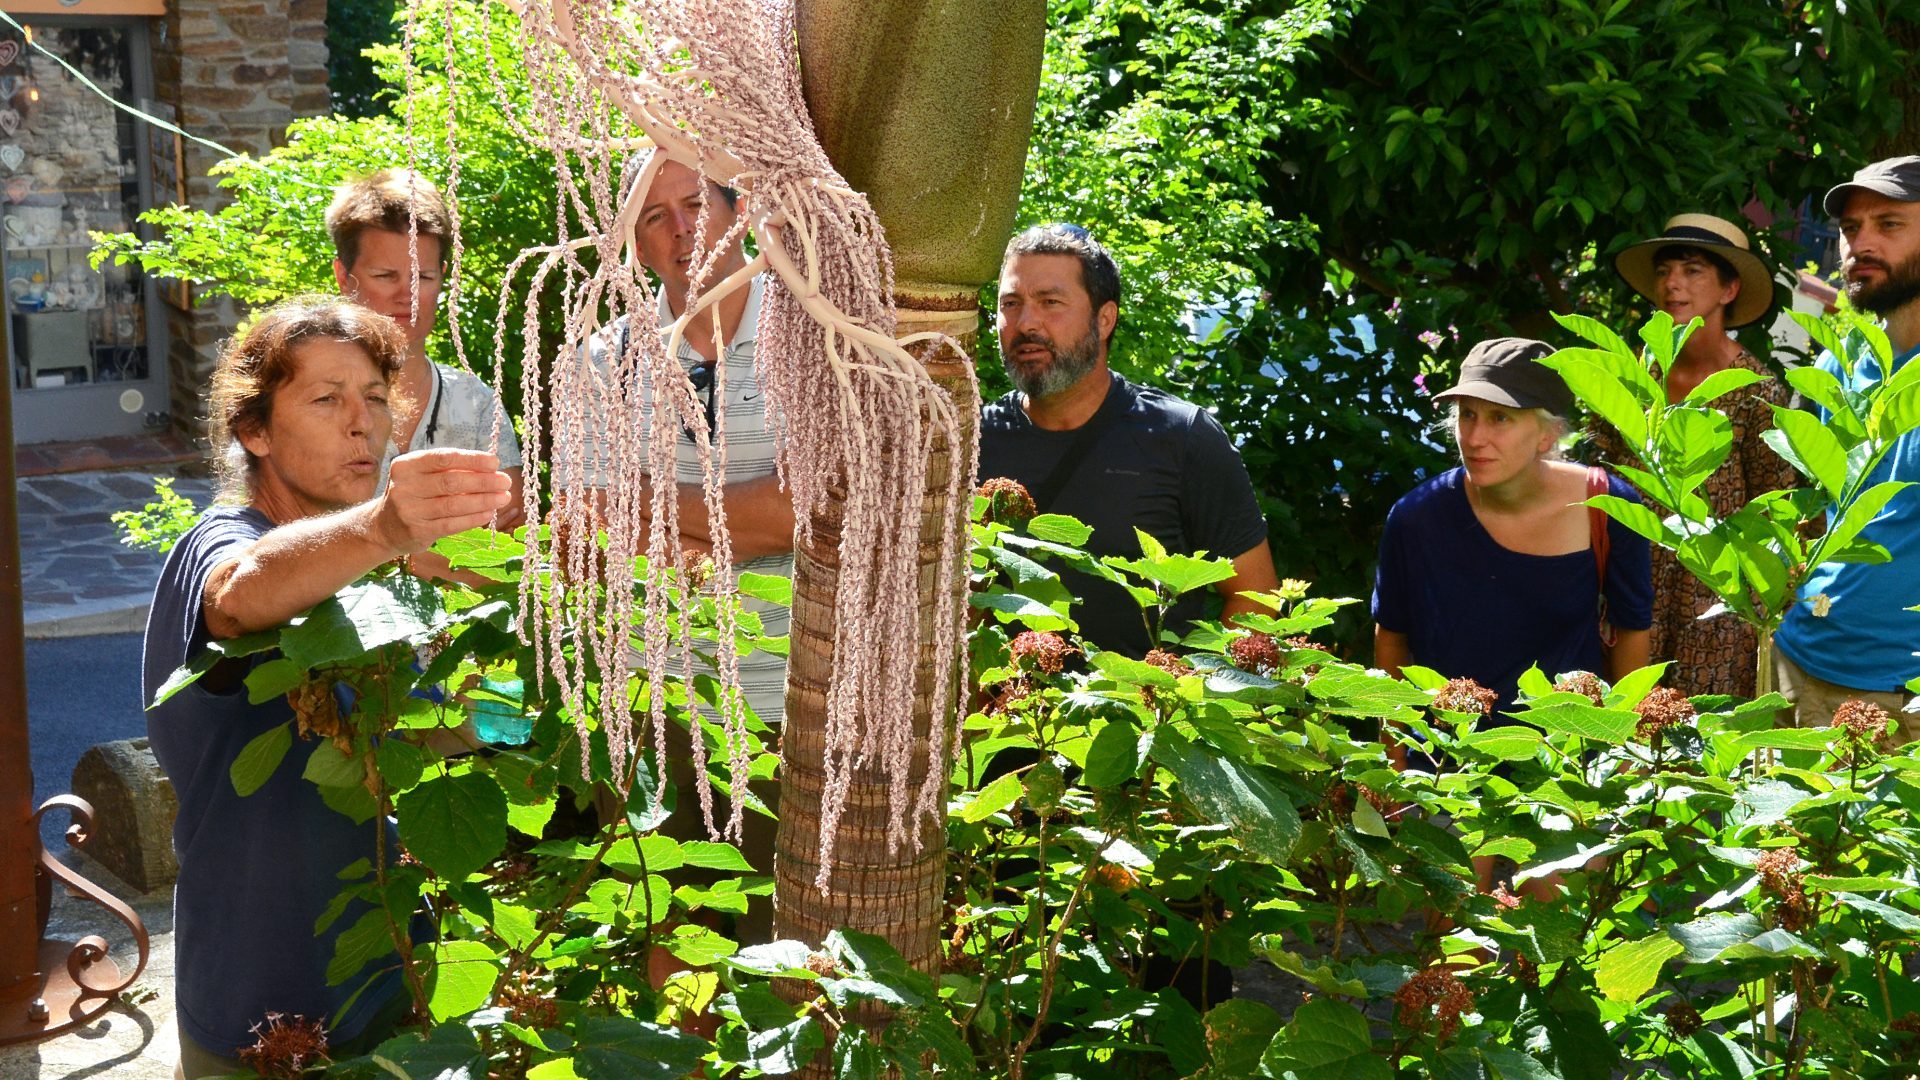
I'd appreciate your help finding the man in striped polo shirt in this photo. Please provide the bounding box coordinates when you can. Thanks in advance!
[582,157,788,941]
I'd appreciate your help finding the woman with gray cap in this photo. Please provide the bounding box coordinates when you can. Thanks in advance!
[1591,213,1795,698]
[1372,337,1653,718]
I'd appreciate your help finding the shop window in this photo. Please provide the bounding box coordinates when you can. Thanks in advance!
[1,23,147,391]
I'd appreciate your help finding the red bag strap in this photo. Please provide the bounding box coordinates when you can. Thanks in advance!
[1587,464,1611,595]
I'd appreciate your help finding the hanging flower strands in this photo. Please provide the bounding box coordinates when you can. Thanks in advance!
[469,0,975,873]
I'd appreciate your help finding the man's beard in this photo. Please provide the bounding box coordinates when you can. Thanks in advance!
[1002,322,1101,400]
[1846,249,1920,315]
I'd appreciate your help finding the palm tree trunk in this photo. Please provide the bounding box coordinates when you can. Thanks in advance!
[772,1,1044,1070]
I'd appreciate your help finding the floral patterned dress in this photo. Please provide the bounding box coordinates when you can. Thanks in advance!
[1588,347,1797,698]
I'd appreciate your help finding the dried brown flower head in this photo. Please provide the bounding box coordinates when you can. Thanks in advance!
[237,1013,330,1079]
[978,477,1038,529]
[1664,1000,1704,1039]
[1832,698,1893,750]
[1008,631,1076,676]
[1228,631,1284,676]
[1553,671,1606,705]
[1634,687,1696,743]
[1091,863,1140,894]
[1507,954,1539,986]
[1395,966,1476,1040]
[1144,649,1194,677]
[1755,848,1804,902]
[1490,884,1522,911]
[287,678,344,743]
[497,973,560,1030]
[805,951,840,978]
[1433,678,1498,716]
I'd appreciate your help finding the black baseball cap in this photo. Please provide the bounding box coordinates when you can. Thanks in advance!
[1824,156,1920,217]
[1432,337,1572,415]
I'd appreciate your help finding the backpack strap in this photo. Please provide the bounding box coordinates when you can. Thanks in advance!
[1029,381,1121,514]
[1587,465,1617,648]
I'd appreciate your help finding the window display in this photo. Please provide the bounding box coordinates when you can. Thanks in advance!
[1,24,148,391]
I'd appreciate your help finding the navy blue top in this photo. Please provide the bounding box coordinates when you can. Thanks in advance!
[1372,467,1654,710]
[979,373,1270,656]
[142,506,407,1055]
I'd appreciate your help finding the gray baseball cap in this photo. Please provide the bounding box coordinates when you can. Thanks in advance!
[1432,337,1573,416]
[1824,156,1920,217]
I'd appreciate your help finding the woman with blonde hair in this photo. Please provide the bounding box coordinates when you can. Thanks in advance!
[1373,337,1653,712]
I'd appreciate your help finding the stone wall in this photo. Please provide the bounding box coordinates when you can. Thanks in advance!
[148,0,329,445]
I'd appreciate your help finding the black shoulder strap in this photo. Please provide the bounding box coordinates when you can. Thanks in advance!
[1029,382,1121,514]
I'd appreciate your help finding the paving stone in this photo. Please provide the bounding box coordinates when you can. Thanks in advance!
[27,477,98,505]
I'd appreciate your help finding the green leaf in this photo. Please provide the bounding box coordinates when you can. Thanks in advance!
[568,1016,707,1079]
[743,1016,825,1076]
[1261,950,1366,997]
[425,939,499,1022]
[736,571,792,607]
[1351,797,1390,838]
[355,1022,485,1079]
[1596,934,1683,1003]
[1155,731,1301,863]
[1685,367,1767,406]
[280,573,446,670]
[1482,1046,1560,1080]
[1516,702,1639,744]
[377,739,428,792]
[230,721,292,797]
[1552,312,1635,358]
[1191,1000,1283,1080]
[1834,892,1920,933]
[1084,718,1145,788]
[1585,494,1679,547]
[1105,550,1237,596]
[396,771,510,881]
[1669,912,1764,963]
[1461,727,1546,761]
[832,1025,884,1080]
[326,906,397,986]
[304,739,367,788]
[1259,998,1391,1080]
[958,771,1023,823]
[1765,405,1849,501]
[1025,513,1092,547]
[1822,479,1914,556]
[1539,356,1648,447]
[244,657,305,704]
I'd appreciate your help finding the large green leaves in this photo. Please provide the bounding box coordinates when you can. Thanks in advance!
[1260,999,1390,1080]
[395,771,509,881]
[1153,730,1301,862]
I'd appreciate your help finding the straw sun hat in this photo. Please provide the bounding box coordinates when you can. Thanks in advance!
[1613,213,1775,329]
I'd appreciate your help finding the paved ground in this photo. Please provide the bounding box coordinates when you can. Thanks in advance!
[5,460,203,1078]
[0,854,176,1080]
[18,468,212,638]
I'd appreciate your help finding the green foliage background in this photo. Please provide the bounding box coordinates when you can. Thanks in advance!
[1005,0,1919,653]
[96,0,1920,653]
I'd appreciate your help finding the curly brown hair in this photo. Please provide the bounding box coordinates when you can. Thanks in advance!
[325,167,451,270]
[209,297,411,502]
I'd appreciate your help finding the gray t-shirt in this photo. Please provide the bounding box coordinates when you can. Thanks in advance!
[378,361,523,489]
[141,506,407,1055]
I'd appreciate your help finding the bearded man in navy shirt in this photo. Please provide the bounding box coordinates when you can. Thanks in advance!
[977,224,1278,656]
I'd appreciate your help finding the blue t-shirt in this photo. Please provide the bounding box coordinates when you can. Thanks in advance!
[978,372,1270,656]
[1372,467,1654,709]
[142,506,407,1056]
[1775,339,1920,691]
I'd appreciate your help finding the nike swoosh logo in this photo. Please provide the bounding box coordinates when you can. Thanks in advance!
[741,390,762,402]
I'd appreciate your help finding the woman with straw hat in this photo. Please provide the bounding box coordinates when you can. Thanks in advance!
[1592,213,1798,698]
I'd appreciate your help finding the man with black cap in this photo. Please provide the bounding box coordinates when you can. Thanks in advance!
[980,223,1278,655]
[1593,213,1796,699]
[1773,158,1920,737]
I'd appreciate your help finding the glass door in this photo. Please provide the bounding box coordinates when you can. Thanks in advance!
[3,15,166,444]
